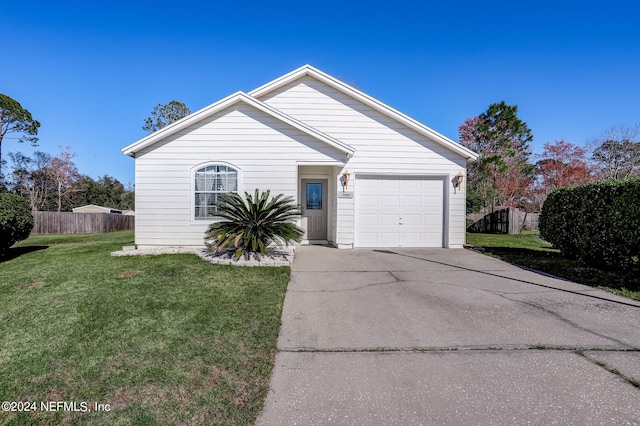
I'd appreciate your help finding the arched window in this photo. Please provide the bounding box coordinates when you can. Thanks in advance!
[194,164,238,219]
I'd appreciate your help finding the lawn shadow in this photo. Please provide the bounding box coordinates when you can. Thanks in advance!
[480,246,640,292]
[479,246,562,259]
[1,245,49,263]
[376,249,640,309]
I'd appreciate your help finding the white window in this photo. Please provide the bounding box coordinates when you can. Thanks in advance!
[194,165,238,219]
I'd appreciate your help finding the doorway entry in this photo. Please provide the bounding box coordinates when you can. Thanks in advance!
[301,179,327,241]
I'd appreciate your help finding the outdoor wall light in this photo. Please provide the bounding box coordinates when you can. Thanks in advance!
[455,172,464,189]
[342,170,351,190]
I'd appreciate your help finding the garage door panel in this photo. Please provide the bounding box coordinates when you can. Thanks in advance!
[359,213,379,226]
[359,195,379,208]
[422,213,442,221]
[380,180,401,190]
[381,214,399,226]
[379,233,399,246]
[357,179,378,190]
[403,214,421,226]
[380,195,400,208]
[423,233,442,246]
[423,194,442,202]
[401,233,421,245]
[358,233,378,246]
[356,176,444,248]
[402,195,421,208]
[421,223,443,233]
[403,180,421,190]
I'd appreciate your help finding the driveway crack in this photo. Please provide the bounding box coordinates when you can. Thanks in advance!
[291,271,402,293]
[495,293,634,349]
[379,250,640,309]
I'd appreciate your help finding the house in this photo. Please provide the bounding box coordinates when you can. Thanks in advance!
[72,204,123,214]
[122,65,478,249]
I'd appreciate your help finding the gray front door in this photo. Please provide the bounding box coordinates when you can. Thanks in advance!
[302,179,327,240]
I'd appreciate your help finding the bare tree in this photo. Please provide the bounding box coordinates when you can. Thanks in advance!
[9,151,53,211]
[49,146,79,211]
[9,146,79,211]
[590,125,640,180]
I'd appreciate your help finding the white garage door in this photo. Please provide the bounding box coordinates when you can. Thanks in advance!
[355,176,444,248]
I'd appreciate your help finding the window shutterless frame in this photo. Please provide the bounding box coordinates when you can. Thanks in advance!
[194,164,239,219]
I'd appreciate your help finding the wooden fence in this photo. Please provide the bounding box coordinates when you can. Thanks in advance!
[467,208,539,234]
[32,212,134,235]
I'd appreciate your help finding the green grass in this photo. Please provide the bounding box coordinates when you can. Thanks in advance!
[466,231,640,300]
[0,231,290,425]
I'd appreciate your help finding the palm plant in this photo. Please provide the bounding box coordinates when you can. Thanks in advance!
[205,189,304,259]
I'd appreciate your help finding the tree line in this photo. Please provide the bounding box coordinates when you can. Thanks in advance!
[0,96,191,213]
[2,146,134,212]
[460,101,639,213]
[3,92,637,216]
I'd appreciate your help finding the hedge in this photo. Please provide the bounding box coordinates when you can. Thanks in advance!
[0,193,34,255]
[539,178,640,271]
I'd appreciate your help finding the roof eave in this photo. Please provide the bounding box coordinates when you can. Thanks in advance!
[250,65,479,161]
[122,90,354,158]
[122,91,246,157]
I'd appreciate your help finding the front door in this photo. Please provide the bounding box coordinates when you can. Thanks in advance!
[301,179,327,240]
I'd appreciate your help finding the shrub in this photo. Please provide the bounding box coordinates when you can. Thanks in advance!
[0,193,34,255]
[466,188,484,214]
[540,178,640,271]
[205,189,304,259]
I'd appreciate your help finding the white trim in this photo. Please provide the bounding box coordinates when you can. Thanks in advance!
[297,161,346,167]
[190,161,243,224]
[355,172,451,178]
[299,176,331,244]
[300,174,331,179]
[122,92,355,157]
[250,65,478,162]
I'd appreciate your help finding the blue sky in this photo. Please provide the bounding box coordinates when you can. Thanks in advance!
[3,0,639,185]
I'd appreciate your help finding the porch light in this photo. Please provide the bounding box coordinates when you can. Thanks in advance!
[455,172,464,189]
[342,170,351,190]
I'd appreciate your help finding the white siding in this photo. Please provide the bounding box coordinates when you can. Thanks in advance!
[336,193,354,248]
[134,104,346,247]
[258,76,468,248]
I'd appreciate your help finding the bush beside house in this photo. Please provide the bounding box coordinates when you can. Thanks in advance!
[539,178,640,272]
[0,193,34,255]
[205,189,303,259]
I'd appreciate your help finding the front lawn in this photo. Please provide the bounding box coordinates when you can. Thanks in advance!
[466,231,640,300]
[0,231,289,425]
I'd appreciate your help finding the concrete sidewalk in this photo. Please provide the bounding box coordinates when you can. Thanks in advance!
[257,246,640,425]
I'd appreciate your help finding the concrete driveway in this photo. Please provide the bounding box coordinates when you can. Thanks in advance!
[257,246,640,425]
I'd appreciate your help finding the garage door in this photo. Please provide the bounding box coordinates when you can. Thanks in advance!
[355,176,444,248]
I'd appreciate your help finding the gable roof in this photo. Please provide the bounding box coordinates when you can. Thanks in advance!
[249,65,479,161]
[122,91,355,158]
